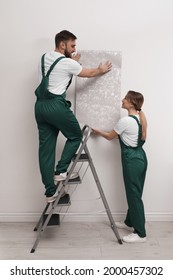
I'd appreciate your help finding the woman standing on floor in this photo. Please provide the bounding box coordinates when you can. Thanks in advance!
[93,90,148,243]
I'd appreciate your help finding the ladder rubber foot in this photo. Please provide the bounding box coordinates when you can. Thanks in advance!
[118,239,123,244]
[33,228,38,231]
[30,249,35,253]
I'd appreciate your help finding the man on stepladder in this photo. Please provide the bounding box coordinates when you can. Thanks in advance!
[34,30,112,203]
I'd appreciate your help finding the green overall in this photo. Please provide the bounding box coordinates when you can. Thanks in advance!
[34,54,82,197]
[119,115,148,237]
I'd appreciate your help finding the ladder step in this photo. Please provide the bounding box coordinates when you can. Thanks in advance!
[57,193,71,206]
[42,194,71,226]
[73,153,89,162]
[42,214,60,226]
[63,175,81,184]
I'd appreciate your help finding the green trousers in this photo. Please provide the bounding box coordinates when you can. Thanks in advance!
[119,115,147,238]
[35,93,82,197]
[121,146,147,237]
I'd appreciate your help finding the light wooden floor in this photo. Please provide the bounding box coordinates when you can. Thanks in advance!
[0,221,173,260]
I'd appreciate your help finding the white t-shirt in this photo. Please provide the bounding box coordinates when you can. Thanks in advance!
[114,115,140,147]
[38,51,82,95]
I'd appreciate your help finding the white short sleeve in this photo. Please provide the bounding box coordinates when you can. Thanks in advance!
[39,51,82,95]
[114,116,139,147]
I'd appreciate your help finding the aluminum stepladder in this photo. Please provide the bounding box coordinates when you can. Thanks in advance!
[31,125,122,253]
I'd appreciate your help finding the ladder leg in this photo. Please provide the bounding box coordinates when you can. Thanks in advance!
[31,185,67,252]
[33,182,61,231]
[31,205,56,253]
[33,203,50,231]
[84,145,123,244]
[30,228,43,253]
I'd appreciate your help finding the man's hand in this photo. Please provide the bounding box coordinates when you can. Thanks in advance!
[71,53,81,62]
[98,61,112,74]
[78,60,112,78]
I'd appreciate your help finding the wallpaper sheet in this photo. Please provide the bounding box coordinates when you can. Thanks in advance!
[75,50,121,130]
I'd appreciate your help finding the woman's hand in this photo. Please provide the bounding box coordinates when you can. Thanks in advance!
[92,128,100,135]
[92,128,118,141]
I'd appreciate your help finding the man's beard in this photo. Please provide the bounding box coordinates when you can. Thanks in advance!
[64,49,71,58]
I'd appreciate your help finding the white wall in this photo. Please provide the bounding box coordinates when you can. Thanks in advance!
[1,0,173,222]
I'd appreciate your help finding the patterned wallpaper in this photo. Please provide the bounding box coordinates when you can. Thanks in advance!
[75,50,122,130]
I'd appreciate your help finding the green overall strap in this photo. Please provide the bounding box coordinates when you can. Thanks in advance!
[35,55,65,100]
[129,115,145,147]
[41,54,65,78]
[41,54,72,90]
[46,56,65,77]
[41,54,45,77]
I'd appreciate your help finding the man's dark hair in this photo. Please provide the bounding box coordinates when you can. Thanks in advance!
[55,30,77,48]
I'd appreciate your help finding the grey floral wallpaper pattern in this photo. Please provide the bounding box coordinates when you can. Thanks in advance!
[75,50,121,130]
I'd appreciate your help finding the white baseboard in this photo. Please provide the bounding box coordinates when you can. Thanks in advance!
[0,212,173,222]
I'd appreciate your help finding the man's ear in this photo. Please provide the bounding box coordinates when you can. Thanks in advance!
[60,41,66,50]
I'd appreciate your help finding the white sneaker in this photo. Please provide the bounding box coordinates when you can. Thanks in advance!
[46,190,67,203]
[123,233,146,243]
[46,190,59,203]
[54,172,79,182]
[115,221,134,232]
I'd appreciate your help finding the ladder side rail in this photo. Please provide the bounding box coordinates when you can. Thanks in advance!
[31,184,66,252]
[62,125,92,186]
[84,144,122,243]
[41,185,67,231]
[50,183,69,212]
[31,229,43,253]
[33,203,50,231]
[33,181,61,231]
[31,126,91,252]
